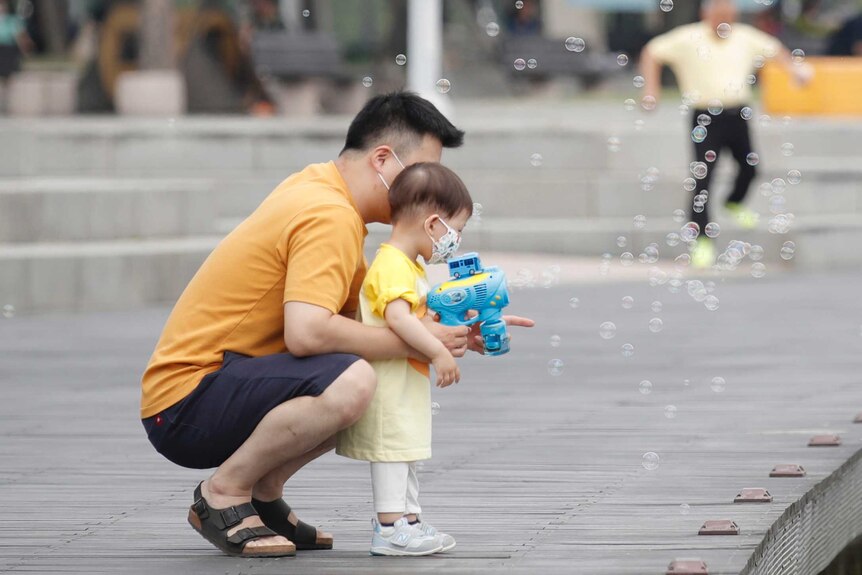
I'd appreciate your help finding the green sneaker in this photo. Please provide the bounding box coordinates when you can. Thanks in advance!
[692,237,715,269]
[725,202,759,229]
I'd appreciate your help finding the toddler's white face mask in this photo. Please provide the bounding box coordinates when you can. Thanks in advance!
[377,150,405,191]
[427,216,461,265]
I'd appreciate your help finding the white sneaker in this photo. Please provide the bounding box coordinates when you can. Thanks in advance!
[369,518,442,556]
[415,520,456,552]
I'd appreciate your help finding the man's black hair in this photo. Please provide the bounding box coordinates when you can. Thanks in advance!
[340,91,465,155]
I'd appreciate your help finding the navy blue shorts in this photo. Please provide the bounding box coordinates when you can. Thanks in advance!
[142,351,361,469]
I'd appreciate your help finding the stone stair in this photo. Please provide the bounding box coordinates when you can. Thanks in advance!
[1,101,860,313]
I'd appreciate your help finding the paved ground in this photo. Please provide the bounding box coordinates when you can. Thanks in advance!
[1,262,861,574]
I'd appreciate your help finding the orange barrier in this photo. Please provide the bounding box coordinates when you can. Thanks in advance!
[761,56,862,116]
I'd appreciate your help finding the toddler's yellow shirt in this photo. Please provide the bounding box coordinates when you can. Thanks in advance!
[336,243,432,462]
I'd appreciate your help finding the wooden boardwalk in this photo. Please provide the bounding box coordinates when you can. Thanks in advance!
[1,267,860,574]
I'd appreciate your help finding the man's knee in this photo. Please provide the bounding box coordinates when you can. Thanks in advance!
[328,359,377,428]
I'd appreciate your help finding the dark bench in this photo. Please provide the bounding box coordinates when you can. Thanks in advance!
[251,30,346,81]
[501,36,620,88]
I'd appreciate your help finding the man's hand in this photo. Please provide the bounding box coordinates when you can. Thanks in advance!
[466,314,536,354]
[423,317,470,358]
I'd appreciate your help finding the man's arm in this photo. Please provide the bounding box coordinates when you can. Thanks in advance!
[639,46,664,105]
[284,301,469,360]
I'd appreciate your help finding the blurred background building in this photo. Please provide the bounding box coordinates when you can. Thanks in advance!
[1,0,861,116]
[2,0,862,315]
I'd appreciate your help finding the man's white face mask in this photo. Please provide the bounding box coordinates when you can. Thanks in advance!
[377,150,405,191]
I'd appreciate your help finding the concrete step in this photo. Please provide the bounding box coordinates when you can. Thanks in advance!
[5,208,858,314]
[0,178,217,243]
[0,236,219,313]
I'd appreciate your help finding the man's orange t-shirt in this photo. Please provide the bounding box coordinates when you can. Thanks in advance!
[140,162,367,419]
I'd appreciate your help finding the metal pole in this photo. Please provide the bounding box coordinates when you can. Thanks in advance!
[407,0,451,115]
[140,0,174,70]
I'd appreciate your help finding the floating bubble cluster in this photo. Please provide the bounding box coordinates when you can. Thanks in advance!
[565,37,586,53]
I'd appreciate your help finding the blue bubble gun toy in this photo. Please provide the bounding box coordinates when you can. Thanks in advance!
[427,252,511,356]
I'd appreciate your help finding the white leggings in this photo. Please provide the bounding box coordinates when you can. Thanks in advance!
[370,461,421,515]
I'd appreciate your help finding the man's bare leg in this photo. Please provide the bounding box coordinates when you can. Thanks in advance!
[200,360,376,550]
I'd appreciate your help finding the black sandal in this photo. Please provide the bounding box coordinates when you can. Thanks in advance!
[252,497,334,550]
[187,483,296,557]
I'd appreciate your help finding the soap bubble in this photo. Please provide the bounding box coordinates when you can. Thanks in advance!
[704,295,719,311]
[622,296,634,309]
[599,322,617,340]
[515,0,524,8]
[633,75,646,88]
[2,304,15,318]
[697,114,712,127]
[781,142,794,157]
[651,300,663,313]
[751,262,766,278]
[436,78,452,93]
[527,58,538,69]
[780,241,796,260]
[791,48,805,64]
[705,222,720,238]
[431,401,440,415]
[633,215,647,229]
[771,178,786,194]
[550,335,562,348]
[664,405,678,419]
[472,202,483,217]
[649,318,663,333]
[624,98,636,111]
[787,169,802,185]
[666,232,681,247]
[569,297,580,309]
[759,114,771,127]
[644,244,660,263]
[634,119,645,131]
[674,254,691,268]
[641,95,657,111]
[530,153,543,167]
[673,209,687,223]
[642,452,660,470]
[617,53,629,66]
[691,126,708,143]
[707,99,724,115]
[746,74,757,85]
[682,178,697,192]
[639,380,653,394]
[302,9,310,17]
[565,37,586,52]
[749,244,764,261]
[362,76,373,88]
[619,252,634,267]
[740,107,753,120]
[514,58,527,71]
[395,53,407,65]
[660,0,674,12]
[716,22,732,38]
[679,503,691,515]
[753,54,766,69]
[679,104,690,115]
[746,152,759,166]
[705,150,717,162]
[547,359,564,376]
[608,136,621,152]
[616,236,627,248]
[485,22,500,37]
[710,376,726,392]
[621,343,635,358]
[681,222,700,242]
[648,267,668,287]
[691,162,708,179]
